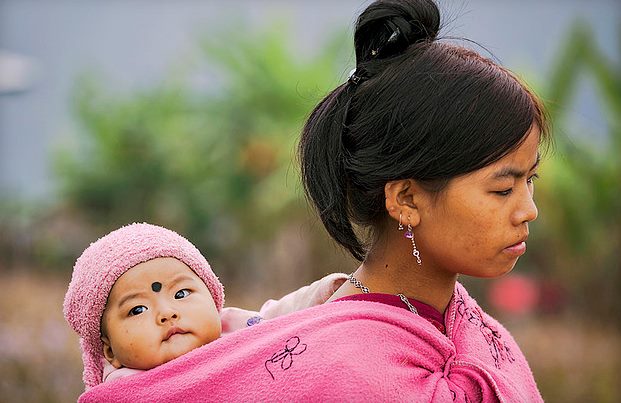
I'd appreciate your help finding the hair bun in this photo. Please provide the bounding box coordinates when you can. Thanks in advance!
[354,0,440,63]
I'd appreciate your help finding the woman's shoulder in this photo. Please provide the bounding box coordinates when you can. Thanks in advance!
[259,297,451,344]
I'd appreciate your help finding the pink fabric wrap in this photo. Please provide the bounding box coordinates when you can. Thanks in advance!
[79,283,542,402]
[63,223,224,390]
[102,273,348,383]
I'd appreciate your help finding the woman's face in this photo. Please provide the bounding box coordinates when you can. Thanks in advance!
[414,126,540,278]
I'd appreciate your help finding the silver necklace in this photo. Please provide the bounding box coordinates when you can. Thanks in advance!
[347,273,418,315]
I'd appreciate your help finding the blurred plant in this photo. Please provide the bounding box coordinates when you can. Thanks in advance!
[55,22,350,277]
[526,22,621,322]
[0,199,38,268]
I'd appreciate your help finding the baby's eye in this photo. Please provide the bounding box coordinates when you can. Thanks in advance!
[129,305,148,316]
[175,289,191,299]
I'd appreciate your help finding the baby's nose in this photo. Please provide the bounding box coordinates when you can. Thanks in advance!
[158,309,178,324]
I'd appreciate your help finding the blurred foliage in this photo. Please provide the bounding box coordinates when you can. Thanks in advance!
[526,22,621,323]
[0,199,39,267]
[54,23,351,286]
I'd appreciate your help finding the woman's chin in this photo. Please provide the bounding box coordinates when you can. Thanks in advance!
[465,262,517,279]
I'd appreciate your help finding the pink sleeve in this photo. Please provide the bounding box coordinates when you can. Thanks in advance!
[258,273,347,319]
[220,273,347,335]
[102,362,144,383]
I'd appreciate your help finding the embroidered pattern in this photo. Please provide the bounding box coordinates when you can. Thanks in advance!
[454,288,515,368]
[246,316,263,327]
[265,336,307,380]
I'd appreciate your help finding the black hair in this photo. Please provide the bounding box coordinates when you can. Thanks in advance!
[298,0,550,261]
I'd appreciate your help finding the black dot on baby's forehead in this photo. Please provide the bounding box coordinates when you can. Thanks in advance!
[151,282,162,292]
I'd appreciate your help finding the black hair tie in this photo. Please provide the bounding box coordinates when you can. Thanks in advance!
[348,67,370,86]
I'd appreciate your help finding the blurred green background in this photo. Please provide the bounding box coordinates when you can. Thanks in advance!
[0,1,619,401]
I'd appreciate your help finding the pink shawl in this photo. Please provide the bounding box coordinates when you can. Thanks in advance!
[79,283,542,402]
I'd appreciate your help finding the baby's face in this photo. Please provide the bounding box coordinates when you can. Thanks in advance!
[101,257,221,370]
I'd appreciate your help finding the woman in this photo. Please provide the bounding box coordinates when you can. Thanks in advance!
[79,0,549,401]
[301,0,547,325]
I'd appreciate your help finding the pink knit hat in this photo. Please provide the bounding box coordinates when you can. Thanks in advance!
[63,222,224,389]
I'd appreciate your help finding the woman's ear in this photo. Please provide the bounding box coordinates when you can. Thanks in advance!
[384,179,423,227]
[101,335,123,369]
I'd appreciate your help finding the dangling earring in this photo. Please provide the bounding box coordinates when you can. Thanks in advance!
[404,219,422,266]
[398,212,404,231]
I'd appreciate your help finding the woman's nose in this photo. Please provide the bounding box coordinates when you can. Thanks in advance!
[513,188,538,225]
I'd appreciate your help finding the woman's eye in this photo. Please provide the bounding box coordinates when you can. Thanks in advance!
[175,289,191,299]
[527,173,540,184]
[494,189,512,196]
[129,305,148,316]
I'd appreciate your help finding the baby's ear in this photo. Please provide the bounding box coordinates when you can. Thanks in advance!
[101,335,123,369]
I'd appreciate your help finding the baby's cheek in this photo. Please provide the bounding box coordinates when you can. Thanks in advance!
[125,344,145,366]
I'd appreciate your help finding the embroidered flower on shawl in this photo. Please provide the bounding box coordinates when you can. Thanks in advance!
[454,289,516,368]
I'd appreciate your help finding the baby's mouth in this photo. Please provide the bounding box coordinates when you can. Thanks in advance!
[164,327,187,341]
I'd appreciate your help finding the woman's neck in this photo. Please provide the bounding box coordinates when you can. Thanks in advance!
[328,239,457,313]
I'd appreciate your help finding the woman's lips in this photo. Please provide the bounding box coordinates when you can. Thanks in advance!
[504,241,526,256]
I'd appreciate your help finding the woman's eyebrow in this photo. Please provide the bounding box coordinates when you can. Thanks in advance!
[491,153,540,180]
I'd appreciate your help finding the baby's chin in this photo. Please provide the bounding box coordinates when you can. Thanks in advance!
[123,339,213,370]
[122,351,191,371]
[156,343,206,367]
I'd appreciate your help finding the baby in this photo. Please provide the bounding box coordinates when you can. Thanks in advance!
[64,222,347,390]
[63,223,225,388]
